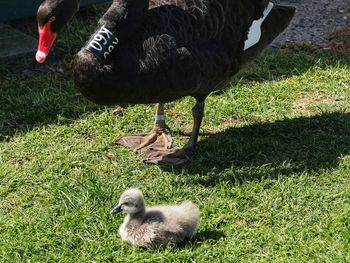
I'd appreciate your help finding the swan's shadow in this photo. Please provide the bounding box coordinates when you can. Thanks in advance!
[162,112,350,184]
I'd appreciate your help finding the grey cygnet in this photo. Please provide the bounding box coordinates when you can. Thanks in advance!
[110,188,200,247]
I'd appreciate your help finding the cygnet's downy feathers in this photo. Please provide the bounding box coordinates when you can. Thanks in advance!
[110,188,200,247]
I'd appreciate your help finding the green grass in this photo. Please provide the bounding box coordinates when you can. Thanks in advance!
[1,8,350,262]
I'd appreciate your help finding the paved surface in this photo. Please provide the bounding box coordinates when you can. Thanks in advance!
[272,0,350,47]
[0,23,37,58]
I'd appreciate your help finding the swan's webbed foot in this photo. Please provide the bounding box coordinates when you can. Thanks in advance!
[116,103,172,152]
[117,100,205,166]
[116,127,172,152]
[142,147,193,165]
[143,99,205,166]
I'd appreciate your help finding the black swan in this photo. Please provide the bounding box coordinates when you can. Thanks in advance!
[36,0,295,165]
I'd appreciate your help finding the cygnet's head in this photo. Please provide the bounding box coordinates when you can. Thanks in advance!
[110,188,146,215]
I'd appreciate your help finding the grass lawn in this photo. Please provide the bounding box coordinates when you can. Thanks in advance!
[1,8,350,262]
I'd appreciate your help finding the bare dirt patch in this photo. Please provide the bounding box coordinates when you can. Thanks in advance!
[293,92,346,116]
[329,27,350,53]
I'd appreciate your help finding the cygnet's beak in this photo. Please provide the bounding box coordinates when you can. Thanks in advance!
[110,204,122,215]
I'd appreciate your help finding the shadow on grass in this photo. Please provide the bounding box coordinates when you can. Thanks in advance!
[165,229,226,250]
[191,229,226,243]
[163,112,350,185]
[0,70,103,141]
[148,229,225,251]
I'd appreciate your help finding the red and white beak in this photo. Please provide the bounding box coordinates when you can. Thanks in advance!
[36,17,57,63]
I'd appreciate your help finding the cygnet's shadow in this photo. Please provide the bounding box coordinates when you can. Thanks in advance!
[152,229,225,250]
[191,229,226,243]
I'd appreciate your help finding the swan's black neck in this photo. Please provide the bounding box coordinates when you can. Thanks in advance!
[83,0,149,61]
[84,25,119,61]
[99,0,149,42]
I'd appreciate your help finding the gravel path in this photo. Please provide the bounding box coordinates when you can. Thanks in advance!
[272,0,350,47]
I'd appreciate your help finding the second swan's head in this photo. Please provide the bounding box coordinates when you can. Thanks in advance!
[36,0,79,63]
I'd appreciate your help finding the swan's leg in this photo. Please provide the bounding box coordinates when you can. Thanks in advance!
[116,103,172,151]
[184,100,205,150]
[143,99,205,165]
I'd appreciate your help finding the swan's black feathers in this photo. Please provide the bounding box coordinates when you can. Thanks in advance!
[73,0,294,105]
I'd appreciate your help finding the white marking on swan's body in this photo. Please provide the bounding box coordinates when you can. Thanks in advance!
[244,2,274,50]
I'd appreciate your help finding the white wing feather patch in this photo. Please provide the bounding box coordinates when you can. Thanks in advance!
[244,2,274,50]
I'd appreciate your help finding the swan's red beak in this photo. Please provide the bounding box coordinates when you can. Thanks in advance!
[36,18,57,63]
